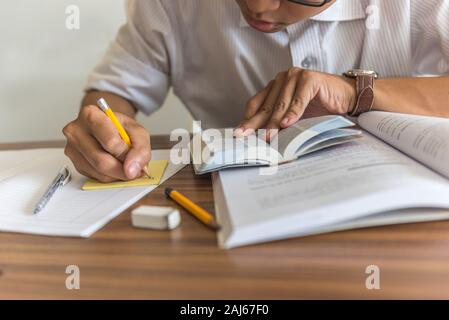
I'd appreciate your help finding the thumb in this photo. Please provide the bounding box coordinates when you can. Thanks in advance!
[122,124,152,180]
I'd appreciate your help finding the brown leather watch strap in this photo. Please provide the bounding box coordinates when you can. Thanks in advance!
[349,74,375,117]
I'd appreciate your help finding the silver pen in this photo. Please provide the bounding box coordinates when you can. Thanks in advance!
[34,166,71,214]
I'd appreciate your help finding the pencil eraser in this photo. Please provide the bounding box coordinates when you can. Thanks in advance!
[131,206,181,230]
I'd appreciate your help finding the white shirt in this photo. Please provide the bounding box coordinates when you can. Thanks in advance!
[86,0,449,128]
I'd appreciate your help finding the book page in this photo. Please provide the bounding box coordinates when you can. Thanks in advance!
[358,111,449,178]
[275,116,357,160]
[275,116,339,157]
[193,129,280,173]
[215,133,449,248]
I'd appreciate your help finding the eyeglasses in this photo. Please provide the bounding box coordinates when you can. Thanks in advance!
[287,0,332,7]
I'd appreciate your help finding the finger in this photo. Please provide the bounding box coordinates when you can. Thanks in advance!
[281,72,318,128]
[64,144,116,183]
[244,80,274,120]
[67,127,128,180]
[122,121,152,180]
[81,105,130,161]
[235,81,274,137]
[266,68,300,131]
[239,73,286,136]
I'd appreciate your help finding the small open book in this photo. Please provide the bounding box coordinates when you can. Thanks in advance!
[192,116,362,174]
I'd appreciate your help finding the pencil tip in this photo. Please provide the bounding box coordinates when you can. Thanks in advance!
[143,166,152,179]
[164,187,173,197]
[210,221,222,231]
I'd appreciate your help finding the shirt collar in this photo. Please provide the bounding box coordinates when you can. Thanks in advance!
[310,0,366,22]
[239,0,366,27]
[239,12,250,28]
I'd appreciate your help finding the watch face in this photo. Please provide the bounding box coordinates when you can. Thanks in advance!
[346,69,379,78]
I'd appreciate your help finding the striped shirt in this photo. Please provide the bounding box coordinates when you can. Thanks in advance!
[86,0,449,128]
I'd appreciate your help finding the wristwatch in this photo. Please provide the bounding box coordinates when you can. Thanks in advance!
[343,69,378,117]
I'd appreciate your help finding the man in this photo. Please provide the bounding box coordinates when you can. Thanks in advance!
[63,0,449,182]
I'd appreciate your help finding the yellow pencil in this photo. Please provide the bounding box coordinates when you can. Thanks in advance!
[165,187,221,231]
[96,98,151,178]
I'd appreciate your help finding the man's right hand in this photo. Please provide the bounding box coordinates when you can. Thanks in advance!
[63,105,152,183]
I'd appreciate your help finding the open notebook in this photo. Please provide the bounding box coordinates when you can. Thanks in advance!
[0,149,185,237]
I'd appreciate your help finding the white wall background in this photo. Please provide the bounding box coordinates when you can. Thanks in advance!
[0,0,192,143]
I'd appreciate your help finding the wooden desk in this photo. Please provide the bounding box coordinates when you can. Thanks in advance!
[1,136,449,299]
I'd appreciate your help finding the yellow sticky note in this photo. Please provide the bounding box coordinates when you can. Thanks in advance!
[82,160,169,191]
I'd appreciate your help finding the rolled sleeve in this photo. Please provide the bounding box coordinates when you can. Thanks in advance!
[85,0,174,115]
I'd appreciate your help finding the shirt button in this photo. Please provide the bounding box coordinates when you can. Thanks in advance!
[301,57,316,69]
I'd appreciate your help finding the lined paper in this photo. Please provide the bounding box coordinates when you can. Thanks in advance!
[0,149,185,237]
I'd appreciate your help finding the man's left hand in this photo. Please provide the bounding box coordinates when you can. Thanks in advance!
[235,67,357,140]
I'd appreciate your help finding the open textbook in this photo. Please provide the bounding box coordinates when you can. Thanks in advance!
[214,112,449,248]
[192,115,362,174]
[0,149,185,237]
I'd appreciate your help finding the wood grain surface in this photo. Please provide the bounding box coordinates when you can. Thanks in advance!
[1,136,449,299]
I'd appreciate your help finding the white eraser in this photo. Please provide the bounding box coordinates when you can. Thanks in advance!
[132,206,181,230]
